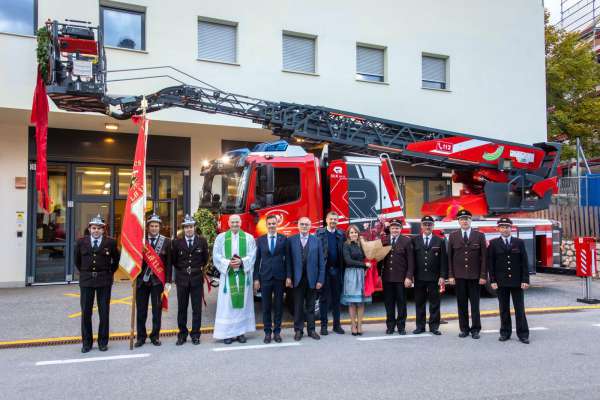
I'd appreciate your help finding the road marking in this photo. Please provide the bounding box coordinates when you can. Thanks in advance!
[480,327,548,334]
[212,343,301,352]
[357,334,432,341]
[67,295,133,318]
[36,353,150,366]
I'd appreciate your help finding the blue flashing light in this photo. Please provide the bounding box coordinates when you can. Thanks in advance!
[253,140,289,153]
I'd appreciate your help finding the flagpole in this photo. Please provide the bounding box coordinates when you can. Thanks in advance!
[129,96,148,351]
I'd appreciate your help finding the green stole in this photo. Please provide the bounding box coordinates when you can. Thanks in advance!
[223,230,249,309]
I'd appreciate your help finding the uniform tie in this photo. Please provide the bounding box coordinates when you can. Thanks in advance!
[463,231,468,243]
[425,236,429,248]
[392,237,396,246]
[150,237,156,248]
[188,239,193,248]
[93,239,99,250]
[505,238,510,248]
[269,236,275,254]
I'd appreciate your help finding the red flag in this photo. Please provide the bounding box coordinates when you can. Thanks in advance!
[30,68,51,211]
[119,115,148,280]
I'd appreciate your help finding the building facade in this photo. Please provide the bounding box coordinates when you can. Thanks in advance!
[0,0,548,286]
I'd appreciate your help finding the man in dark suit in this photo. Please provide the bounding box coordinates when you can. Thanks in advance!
[412,215,447,335]
[135,214,171,348]
[74,214,120,353]
[172,214,209,345]
[254,214,288,343]
[381,218,414,335]
[315,211,345,336]
[488,217,530,344]
[286,217,325,341]
[448,209,487,339]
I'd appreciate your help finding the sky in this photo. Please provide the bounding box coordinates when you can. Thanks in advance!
[545,0,563,24]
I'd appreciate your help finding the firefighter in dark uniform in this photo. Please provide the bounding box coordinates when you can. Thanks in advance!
[381,218,415,335]
[172,214,209,345]
[74,214,120,353]
[412,215,447,335]
[135,214,172,348]
[488,217,530,344]
[448,209,487,339]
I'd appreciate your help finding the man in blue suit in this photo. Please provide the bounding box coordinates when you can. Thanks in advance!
[254,215,288,344]
[286,217,325,341]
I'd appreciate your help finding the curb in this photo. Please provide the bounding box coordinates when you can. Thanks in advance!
[1,304,599,349]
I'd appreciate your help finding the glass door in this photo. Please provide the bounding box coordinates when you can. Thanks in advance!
[32,165,69,283]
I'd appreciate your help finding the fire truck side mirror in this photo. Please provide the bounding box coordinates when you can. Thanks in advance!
[498,158,513,171]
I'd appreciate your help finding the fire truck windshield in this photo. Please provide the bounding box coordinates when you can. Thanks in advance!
[200,165,249,213]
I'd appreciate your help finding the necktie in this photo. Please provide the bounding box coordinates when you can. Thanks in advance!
[425,236,429,248]
[270,236,275,254]
[93,239,98,250]
[505,238,510,248]
[188,239,193,248]
[150,238,156,248]
[392,237,396,246]
[463,231,468,243]
[301,236,307,248]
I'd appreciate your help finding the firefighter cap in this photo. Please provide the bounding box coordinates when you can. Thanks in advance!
[389,218,402,227]
[182,214,196,226]
[456,209,472,220]
[147,213,162,225]
[88,214,105,227]
[497,217,513,226]
[421,215,435,225]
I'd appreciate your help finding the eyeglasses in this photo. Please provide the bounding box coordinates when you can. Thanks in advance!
[298,223,310,226]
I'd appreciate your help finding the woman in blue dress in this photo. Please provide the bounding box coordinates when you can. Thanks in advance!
[341,224,372,335]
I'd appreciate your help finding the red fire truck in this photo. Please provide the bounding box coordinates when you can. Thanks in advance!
[39,20,564,285]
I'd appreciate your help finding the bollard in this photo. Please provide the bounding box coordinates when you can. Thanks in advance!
[575,237,600,304]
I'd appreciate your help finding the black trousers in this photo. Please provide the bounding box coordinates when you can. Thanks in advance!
[80,285,112,348]
[382,281,407,330]
[414,280,441,331]
[497,287,529,339]
[261,278,285,334]
[455,278,481,333]
[177,283,203,339]
[136,283,163,341]
[293,275,317,333]
[319,268,342,328]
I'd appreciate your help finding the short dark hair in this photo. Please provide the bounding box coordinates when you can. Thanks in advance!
[326,211,339,218]
[266,215,278,223]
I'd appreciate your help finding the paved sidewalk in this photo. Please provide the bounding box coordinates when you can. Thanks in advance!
[0,273,592,342]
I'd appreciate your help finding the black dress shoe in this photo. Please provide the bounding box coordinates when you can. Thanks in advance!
[98,344,108,352]
[151,339,162,346]
[274,333,282,343]
[294,331,303,341]
[237,335,247,343]
[320,327,329,336]
[308,331,321,340]
[176,337,186,346]
[333,326,345,334]
[357,332,363,336]
[191,337,200,345]
[430,330,442,336]
[471,332,481,340]
[224,338,234,345]
[458,331,470,338]
[81,346,91,353]
[519,338,530,344]
[134,340,145,348]
[412,328,426,335]
[385,328,394,335]
[351,332,357,336]
[398,329,406,336]
[264,334,272,344]
[499,336,510,342]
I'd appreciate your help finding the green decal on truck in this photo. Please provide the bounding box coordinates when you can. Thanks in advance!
[482,145,504,161]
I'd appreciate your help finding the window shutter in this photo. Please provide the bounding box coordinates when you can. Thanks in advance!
[356,46,384,77]
[283,34,316,73]
[422,56,446,83]
[198,21,237,63]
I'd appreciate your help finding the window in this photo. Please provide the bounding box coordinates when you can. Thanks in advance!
[356,45,385,82]
[256,168,301,206]
[282,33,316,74]
[422,55,447,89]
[0,0,36,35]
[100,5,145,50]
[197,19,237,63]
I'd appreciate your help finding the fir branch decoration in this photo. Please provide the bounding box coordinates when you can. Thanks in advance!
[36,26,51,79]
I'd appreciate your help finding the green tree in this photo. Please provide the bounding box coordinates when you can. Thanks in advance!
[546,11,600,160]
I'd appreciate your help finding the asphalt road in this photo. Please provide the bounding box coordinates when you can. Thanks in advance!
[0,273,592,341]
[1,309,599,400]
